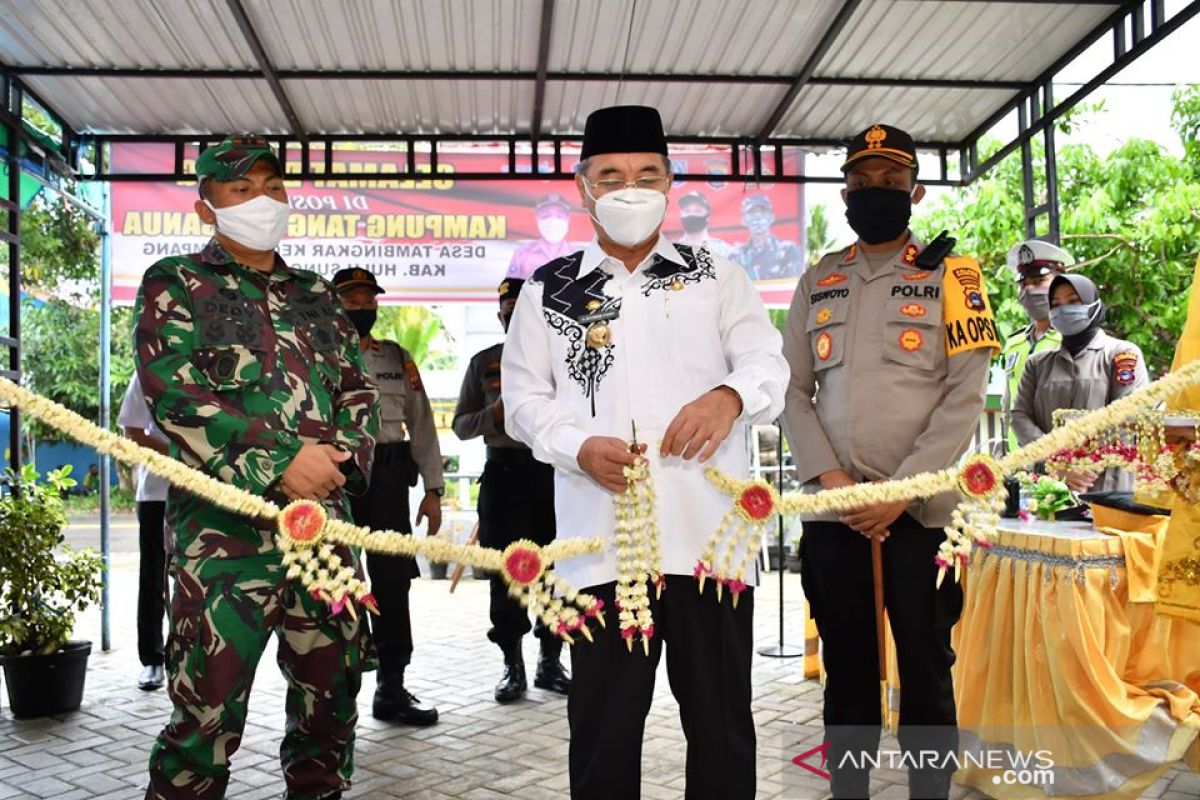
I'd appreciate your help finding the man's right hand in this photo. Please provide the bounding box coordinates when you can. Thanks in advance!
[578,436,647,493]
[281,444,350,501]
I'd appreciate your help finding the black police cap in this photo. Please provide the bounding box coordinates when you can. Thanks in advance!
[332,268,383,294]
[842,124,918,174]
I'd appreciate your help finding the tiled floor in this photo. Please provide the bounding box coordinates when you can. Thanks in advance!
[0,516,1191,799]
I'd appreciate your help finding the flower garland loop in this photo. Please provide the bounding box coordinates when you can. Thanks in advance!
[613,459,663,654]
[696,473,776,607]
[703,360,1200,587]
[0,377,603,636]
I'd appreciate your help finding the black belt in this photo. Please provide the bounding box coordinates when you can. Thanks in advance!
[486,446,539,467]
[374,440,412,466]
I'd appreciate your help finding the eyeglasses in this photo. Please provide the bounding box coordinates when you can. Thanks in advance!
[583,174,672,196]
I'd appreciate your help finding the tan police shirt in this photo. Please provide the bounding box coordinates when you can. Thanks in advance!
[1011,330,1148,492]
[782,236,995,527]
[363,339,444,491]
[452,342,525,450]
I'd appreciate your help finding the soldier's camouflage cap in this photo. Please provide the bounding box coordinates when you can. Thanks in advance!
[741,194,773,214]
[195,135,283,184]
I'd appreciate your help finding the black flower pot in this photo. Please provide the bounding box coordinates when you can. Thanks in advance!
[428,561,449,580]
[1,640,91,719]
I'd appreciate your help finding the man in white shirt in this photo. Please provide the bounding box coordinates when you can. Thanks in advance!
[118,373,172,691]
[502,104,787,800]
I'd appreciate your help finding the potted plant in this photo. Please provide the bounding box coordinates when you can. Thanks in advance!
[0,465,103,718]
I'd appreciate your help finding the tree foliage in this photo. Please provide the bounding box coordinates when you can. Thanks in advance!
[806,203,834,267]
[7,195,100,299]
[373,305,456,370]
[914,91,1200,374]
[23,302,135,441]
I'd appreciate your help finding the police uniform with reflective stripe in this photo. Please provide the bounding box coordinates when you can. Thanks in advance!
[1011,330,1148,492]
[351,339,444,674]
[1000,325,1062,451]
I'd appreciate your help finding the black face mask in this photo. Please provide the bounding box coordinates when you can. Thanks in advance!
[845,186,913,245]
[347,308,377,338]
[681,212,709,234]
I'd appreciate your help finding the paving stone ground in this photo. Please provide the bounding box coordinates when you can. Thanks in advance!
[0,515,1191,799]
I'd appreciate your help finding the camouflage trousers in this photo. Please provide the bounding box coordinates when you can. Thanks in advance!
[145,549,366,800]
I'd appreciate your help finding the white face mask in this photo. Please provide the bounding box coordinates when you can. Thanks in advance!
[538,216,569,243]
[585,186,667,247]
[204,194,291,252]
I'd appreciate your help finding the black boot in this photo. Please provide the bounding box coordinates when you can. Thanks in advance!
[494,639,527,704]
[533,637,571,695]
[372,666,439,726]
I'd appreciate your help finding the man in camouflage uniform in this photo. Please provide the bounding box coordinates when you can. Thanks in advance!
[730,194,803,281]
[333,267,443,726]
[135,136,379,800]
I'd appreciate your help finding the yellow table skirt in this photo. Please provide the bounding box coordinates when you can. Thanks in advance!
[944,521,1200,798]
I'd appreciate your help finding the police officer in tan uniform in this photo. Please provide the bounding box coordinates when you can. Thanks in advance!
[452,277,570,703]
[334,267,443,726]
[1012,272,1148,493]
[782,124,997,799]
[999,240,1069,451]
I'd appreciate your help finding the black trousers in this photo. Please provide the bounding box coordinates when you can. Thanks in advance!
[478,450,556,646]
[137,500,168,667]
[568,576,756,800]
[800,514,963,799]
[350,443,416,673]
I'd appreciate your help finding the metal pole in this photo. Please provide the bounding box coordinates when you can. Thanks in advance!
[98,181,112,652]
[7,86,22,473]
[759,420,802,658]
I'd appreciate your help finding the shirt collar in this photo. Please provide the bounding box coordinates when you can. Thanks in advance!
[848,233,925,281]
[201,237,294,281]
[577,234,686,279]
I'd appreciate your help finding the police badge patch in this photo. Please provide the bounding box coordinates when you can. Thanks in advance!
[1113,351,1139,386]
[952,266,986,312]
[405,358,424,392]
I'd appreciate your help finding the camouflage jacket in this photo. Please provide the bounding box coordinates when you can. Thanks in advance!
[134,239,379,555]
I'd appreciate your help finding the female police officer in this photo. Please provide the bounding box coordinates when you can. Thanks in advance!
[1011,272,1149,492]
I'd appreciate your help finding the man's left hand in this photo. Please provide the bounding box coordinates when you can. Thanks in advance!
[416,490,443,537]
[841,500,907,541]
[660,386,743,463]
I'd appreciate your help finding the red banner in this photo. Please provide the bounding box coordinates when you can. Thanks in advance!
[110,143,804,306]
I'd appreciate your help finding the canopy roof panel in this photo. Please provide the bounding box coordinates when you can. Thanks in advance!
[1,0,1195,185]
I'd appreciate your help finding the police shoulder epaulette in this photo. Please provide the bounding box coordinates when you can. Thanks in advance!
[915,230,956,270]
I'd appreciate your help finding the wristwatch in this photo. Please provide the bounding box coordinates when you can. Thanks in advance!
[429,487,445,497]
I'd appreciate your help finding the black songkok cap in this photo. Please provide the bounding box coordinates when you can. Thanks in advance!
[580,105,668,160]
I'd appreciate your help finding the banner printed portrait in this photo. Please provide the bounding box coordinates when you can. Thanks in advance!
[110,144,805,306]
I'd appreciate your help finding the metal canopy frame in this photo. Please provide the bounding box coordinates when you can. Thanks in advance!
[0,0,1194,655]
[1,1,1193,202]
